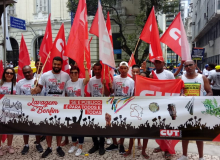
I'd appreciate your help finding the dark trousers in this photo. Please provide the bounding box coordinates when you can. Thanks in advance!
[92,137,105,147]
[72,136,84,144]
[212,89,220,96]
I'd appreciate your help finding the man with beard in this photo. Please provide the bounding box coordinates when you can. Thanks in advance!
[31,56,70,158]
[17,66,43,155]
[177,60,212,160]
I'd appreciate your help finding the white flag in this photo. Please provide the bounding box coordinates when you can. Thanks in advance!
[98,0,115,68]
[1,7,12,51]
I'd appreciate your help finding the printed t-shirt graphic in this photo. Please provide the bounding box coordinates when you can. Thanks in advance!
[112,75,134,96]
[65,78,85,97]
[184,83,201,96]
[16,78,36,95]
[39,71,70,97]
[0,82,16,95]
[182,74,204,96]
[87,76,103,97]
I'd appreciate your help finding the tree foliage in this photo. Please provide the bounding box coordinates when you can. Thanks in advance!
[66,0,116,15]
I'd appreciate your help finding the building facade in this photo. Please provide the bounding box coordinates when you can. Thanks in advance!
[0,0,145,67]
[192,0,220,66]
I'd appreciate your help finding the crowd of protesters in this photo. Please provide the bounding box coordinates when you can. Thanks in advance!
[0,55,218,160]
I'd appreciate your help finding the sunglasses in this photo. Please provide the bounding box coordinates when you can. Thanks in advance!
[5,72,14,75]
[184,64,194,68]
[70,71,78,74]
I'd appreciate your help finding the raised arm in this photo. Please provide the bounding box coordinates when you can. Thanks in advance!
[83,61,90,86]
[174,60,184,77]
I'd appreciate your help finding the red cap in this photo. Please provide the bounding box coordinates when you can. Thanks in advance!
[154,56,164,62]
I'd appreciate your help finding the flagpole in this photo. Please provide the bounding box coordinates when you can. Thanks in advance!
[133,38,141,56]
[34,52,51,88]
[102,65,105,97]
[36,57,41,81]
[3,0,6,68]
[108,66,111,83]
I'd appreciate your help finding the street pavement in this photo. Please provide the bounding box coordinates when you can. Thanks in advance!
[0,136,219,160]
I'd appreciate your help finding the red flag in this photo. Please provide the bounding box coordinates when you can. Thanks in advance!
[39,14,52,72]
[156,139,179,154]
[86,37,93,77]
[100,61,113,92]
[135,75,183,153]
[152,70,158,79]
[140,7,163,62]
[128,53,136,77]
[106,12,113,46]
[1,134,7,143]
[17,34,30,82]
[89,10,99,37]
[65,0,88,78]
[135,75,184,96]
[84,37,93,97]
[0,60,3,80]
[160,12,191,61]
[50,24,69,73]
[105,11,114,80]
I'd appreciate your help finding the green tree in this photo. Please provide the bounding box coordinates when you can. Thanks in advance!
[66,0,179,64]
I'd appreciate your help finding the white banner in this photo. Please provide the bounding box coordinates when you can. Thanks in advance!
[0,95,220,141]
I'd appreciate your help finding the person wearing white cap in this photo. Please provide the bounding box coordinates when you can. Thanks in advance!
[106,61,134,155]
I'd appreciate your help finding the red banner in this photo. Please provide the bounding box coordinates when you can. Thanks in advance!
[135,75,184,96]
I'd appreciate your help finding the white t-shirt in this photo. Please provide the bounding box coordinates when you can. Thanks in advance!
[112,75,134,96]
[0,82,16,95]
[202,68,209,76]
[208,69,216,77]
[208,72,220,90]
[87,76,103,97]
[39,70,70,97]
[155,70,175,80]
[16,78,36,95]
[208,70,216,88]
[65,78,85,97]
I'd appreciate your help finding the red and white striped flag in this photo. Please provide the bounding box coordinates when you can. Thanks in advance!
[98,0,115,69]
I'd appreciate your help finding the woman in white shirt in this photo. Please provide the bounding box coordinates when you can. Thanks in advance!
[0,67,16,156]
[65,64,90,156]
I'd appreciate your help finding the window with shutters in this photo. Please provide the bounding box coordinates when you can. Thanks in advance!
[33,0,51,20]
[36,0,48,13]
[7,5,16,16]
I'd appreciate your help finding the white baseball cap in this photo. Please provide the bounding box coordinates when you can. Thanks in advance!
[119,61,129,67]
